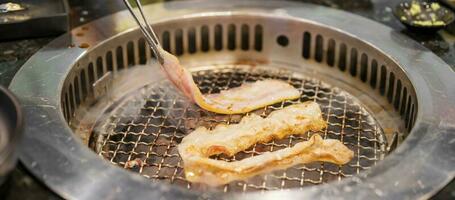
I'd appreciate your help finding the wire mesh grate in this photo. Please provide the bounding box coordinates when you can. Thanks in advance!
[92,65,387,192]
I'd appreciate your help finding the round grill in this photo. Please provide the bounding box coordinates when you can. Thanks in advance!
[92,65,386,192]
[9,1,455,199]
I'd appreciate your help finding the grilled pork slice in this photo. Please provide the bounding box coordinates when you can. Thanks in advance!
[178,102,354,186]
[159,48,300,114]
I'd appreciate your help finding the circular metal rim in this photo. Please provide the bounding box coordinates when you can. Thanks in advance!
[9,1,455,199]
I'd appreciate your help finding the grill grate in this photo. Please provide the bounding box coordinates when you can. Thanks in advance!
[92,65,387,192]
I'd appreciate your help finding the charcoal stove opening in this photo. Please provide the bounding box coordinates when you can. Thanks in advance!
[60,14,417,193]
[88,66,387,192]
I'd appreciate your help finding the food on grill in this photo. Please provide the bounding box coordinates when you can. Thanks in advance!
[124,158,144,169]
[160,48,300,114]
[177,101,354,186]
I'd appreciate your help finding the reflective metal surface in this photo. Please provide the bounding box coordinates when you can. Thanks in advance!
[8,1,455,199]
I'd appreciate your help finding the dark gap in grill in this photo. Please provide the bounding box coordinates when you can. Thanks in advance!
[106,51,114,72]
[69,84,75,114]
[187,27,197,54]
[411,104,417,128]
[387,72,395,103]
[349,48,358,76]
[96,57,104,79]
[338,43,347,71]
[201,25,210,52]
[276,35,289,47]
[241,24,249,51]
[302,31,311,59]
[116,46,125,70]
[408,104,415,129]
[138,38,147,64]
[228,24,236,50]
[394,80,402,110]
[74,76,81,106]
[88,63,95,86]
[360,53,368,82]
[127,41,135,66]
[65,93,71,120]
[327,39,335,67]
[400,87,408,116]
[214,24,223,51]
[175,29,184,56]
[379,65,387,95]
[404,96,412,130]
[162,31,171,52]
[62,96,67,121]
[254,25,263,52]
[80,69,87,101]
[315,34,323,62]
[370,59,378,88]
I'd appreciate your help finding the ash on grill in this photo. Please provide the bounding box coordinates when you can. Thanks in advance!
[91,66,387,192]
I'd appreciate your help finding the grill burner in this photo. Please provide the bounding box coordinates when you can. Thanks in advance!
[92,66,386,192]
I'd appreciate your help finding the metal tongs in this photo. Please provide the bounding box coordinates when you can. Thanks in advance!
[123,0,164,64]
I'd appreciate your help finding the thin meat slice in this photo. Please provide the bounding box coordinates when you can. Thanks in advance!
[159,48,300,114]
[181,134,353,186]
[177,102,354,186]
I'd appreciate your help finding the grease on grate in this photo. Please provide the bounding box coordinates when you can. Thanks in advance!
[92,66,387,192]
